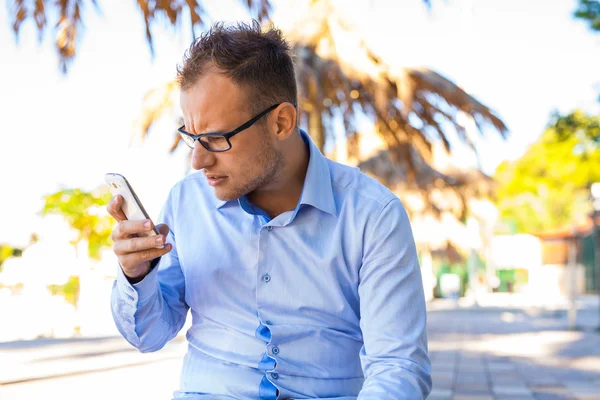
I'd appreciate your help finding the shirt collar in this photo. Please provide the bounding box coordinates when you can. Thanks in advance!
[215,129,337,217]
[297,129,337,216]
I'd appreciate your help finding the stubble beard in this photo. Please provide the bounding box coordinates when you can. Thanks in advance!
[215,133,284,202]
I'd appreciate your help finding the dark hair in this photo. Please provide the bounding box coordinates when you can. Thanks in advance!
[177,20,297,115]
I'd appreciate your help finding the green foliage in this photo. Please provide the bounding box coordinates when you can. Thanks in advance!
[0,245,23,273]
[574,0,600,31]
[48,276,80,307]
[494,110,600,233]
[41,187,115,259]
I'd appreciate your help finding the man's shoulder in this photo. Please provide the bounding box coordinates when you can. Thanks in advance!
[326,158,397,211]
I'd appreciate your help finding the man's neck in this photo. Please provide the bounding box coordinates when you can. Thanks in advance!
[247,134,310,219]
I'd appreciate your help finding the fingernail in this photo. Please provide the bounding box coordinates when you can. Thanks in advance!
[156,236,164,244]
[144,220,151,229]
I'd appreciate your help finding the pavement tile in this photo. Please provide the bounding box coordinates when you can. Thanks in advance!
[489,363,518,371]
[436,354,460,361]
[454,383,490,393]
[434,364,458,372]
[460,360,486,366]
[435,375,456,383]
[493,386,534,396]
[527,376,563,386]
[492,376,527,382]
[530,385,571,394]
[531,385,575,400]
[493,371,524,378]
[493,381,529,388]
[558,372,599,382]
[563,386,600,400]
[460,368,486,373]
[433,381,454,390]
[570,394,600,400]
[532,394,574,400]
[492,380,529,388]
[456,374,488,381]
[433,372,456,381]
[433,373,455,379]
[429,388,453,400]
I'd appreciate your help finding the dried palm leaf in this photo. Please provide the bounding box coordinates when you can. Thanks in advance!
[356,141,495,220]
[9,0,272,73]
[132,80,180,144]
[132,0,507,203]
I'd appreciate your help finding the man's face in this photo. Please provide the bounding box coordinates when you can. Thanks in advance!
[180,72,284,201]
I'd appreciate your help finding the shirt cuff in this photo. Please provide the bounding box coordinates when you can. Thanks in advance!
[115,262,160,305]
[132,264,160,304]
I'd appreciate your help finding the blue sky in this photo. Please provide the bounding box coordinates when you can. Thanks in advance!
[0,0,599,246]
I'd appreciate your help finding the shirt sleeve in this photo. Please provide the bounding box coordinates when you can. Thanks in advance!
[357,198,432,399]
[110,191,189,353]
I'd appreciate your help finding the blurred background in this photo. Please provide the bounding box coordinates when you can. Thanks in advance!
[1,0,600,399]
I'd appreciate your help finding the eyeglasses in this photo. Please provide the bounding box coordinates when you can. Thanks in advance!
[177,103,281,152]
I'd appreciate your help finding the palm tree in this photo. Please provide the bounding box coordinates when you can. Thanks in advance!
[9,0,272,73]
[286,0,507,173]
[9,0,508,189]
[133,0,507,190]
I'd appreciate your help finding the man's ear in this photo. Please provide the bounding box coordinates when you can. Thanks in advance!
[274,102,297,140]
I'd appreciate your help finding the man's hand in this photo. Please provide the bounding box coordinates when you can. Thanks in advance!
[107,195,172,282]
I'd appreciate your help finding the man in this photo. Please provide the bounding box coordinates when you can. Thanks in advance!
[109,21,431,400]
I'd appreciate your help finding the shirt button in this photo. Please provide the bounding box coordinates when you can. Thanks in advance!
[266,226,273,231]
[272,346,280,355]
[263,274,271,282]
[270,372,279,380]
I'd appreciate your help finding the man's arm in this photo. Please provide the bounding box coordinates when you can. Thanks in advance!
[357,198,432,399]
[110,195,189,353]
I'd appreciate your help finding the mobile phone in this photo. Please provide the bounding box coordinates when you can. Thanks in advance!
[104,173,162,242]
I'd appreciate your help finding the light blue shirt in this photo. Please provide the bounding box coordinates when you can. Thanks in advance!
[111,130,431,399]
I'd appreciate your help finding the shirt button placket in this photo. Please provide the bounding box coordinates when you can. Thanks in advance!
[258,222,279,396]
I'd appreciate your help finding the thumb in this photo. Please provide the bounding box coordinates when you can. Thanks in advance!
[157,224,170,237]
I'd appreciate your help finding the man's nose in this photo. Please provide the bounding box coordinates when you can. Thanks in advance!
[191,141,216,170]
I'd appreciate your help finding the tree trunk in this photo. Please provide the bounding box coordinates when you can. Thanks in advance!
[309,110,325,152]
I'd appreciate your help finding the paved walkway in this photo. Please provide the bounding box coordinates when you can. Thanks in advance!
[427,302,600,400]
[1,301,599,399]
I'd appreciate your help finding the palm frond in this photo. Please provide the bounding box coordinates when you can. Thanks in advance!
[356,138,495,220]
[132,80,180,145]
[132,0,508,201]
[9,0,272,73]
[285,0,507,186]
[135,0,206,56]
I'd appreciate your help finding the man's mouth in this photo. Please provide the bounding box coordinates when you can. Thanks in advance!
[205,175,228,186]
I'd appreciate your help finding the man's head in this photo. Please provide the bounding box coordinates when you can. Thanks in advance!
[177,21,299,202]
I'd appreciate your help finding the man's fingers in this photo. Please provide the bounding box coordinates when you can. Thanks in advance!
[111,219,155,241]
[119,244,172,269]
[107,195,127,221]
[113,235,167,255]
